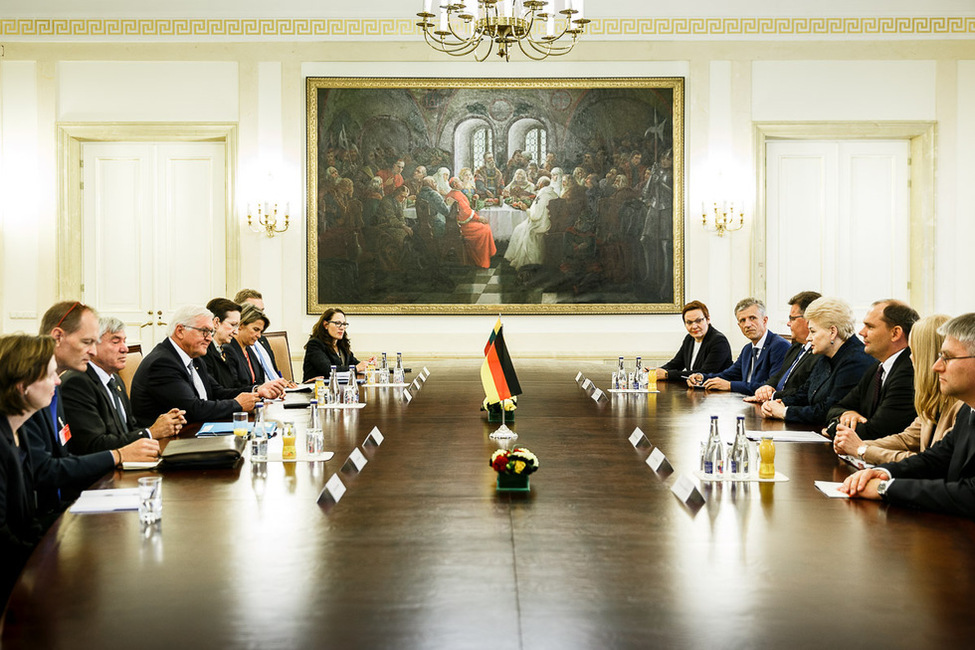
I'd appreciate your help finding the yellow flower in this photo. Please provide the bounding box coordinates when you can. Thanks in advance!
[512,460,526,474]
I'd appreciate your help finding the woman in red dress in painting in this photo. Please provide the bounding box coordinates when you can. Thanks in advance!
[446,176,497,268]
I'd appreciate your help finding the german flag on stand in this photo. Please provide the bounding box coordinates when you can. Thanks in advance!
[481,317,522,404]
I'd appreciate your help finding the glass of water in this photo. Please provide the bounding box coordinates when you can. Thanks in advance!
[138,476,162,524]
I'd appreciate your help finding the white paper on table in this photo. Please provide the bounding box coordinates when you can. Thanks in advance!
[646,447,668,471]
[347,447,368,471]
[575,371,583,383]
[591,388,604,402]
[814,481,851,498]
[582,378,593,390]
[122,460,160,470]
[69,488,141,513]
[746,430,828,443]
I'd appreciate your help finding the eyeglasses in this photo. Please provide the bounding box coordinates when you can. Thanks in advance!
[787,315,805,323]
[328,321,349,328]
[937,352,975,364]
[184,325,215,339]
[684,317,706,327]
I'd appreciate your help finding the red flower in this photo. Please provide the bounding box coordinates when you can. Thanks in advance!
[491,454,510,472]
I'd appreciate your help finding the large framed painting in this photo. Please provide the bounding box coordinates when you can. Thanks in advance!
[306,77,684,315]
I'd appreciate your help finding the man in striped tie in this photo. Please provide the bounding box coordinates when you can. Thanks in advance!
[745,291,821,404]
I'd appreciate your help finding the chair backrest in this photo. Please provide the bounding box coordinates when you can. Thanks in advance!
[263,331,294,383]
[119,344,143,397]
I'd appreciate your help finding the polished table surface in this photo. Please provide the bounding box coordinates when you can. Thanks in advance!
[4,359,975,648]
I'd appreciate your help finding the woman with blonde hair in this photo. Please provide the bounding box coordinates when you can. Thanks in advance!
[761,296,874,425]
[833,314,962,463]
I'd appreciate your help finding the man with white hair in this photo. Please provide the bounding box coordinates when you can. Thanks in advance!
[62,316,186,454]
[131,305,259,425]
[840,313,975,517]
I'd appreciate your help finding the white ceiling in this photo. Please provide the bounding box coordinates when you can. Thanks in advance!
[4,1,975,19]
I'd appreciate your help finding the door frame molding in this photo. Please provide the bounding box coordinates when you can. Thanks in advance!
[57,122,239,300]
[754,121,936,314]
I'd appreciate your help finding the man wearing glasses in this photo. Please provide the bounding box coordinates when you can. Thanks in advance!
[131,305,259,425]
[841,313,975,518]
[745,290,822,404]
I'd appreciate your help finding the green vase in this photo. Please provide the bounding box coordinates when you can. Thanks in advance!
[496,473,530,492]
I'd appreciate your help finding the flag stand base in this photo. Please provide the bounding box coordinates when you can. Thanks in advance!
[489,424,518,441]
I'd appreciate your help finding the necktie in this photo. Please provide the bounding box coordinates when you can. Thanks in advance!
[776,346,808,391]
[869,365,886,414]
[106,376,128,428]
[242,348,256,383]
[252,342,280,381]
[746,347,760,382]
[188,362,208,399]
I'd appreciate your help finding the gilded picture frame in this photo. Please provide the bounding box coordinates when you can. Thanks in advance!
[306,77,684,315]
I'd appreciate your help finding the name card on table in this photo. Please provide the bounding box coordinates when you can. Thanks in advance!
[582,378,593,390]
[646,447,673,474]
[343,447,368,472]
[364,426,385,447]
[403,389,413,403]
[422,367,430,380]
[318,473,347,505]
[575,371,584,384]
[591,388,605,402]
[410,378,421,391]
[670,473,706,507]
[628,427,649,448]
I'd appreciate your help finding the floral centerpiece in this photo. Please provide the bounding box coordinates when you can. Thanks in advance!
[481,396,517,422]
[490,446,539,492]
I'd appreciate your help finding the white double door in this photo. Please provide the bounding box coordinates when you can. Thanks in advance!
[765,139,910,322]
[82,142,227,347]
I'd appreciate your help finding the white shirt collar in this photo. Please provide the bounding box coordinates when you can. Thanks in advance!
[751,330,770,352]
[89,361,113,388]
[168,337,195,369]
[881,347,907,380]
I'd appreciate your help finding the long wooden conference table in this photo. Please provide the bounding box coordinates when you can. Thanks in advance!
[4,359,975,648]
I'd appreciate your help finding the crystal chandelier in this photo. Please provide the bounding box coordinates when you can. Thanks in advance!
[417,1,590,62]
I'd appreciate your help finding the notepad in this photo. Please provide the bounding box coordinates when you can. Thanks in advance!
[69,488,141,513]
[746,430,828,443]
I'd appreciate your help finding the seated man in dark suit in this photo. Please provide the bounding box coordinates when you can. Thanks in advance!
[22,302,160,523]
[656,300,733,381]
[61,316,185,455]
[687,297,790,395]
[827,299,919,440]
[840,313,975,518]
[130,305,259,426]
[746,290,822,403]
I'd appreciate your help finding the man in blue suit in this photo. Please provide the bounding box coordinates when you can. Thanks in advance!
[841,313,975,518]
[687,297,790,395]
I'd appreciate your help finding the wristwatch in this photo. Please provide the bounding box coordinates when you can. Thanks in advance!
[856,445,868,460]
[876,479,893,501]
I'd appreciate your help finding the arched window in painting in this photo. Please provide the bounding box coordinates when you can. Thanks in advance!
[472,126,494,169]
[524,127,547,166]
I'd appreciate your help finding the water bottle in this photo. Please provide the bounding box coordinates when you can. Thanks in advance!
[351,374,360,403]
[250,401,268,462]
[379,352,390,385]
[635,356,643,377]
[617,356,625,383]
[393,352,405,384]
[703,415,724,476]
[306,399,324,456]
[730,415,749,477]
[328,365,340,403]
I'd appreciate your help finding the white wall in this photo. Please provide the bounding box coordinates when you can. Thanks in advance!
[1,44,972,364]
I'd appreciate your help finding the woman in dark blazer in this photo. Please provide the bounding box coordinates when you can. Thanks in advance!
[203,298,245,389]
[0,334,55,606]
[303,308,374,382]
[204,300,284,400]
[762,297,874,425]
[657,300,733,381]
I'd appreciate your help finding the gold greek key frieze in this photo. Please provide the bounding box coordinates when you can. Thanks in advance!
[1,16,973,38]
